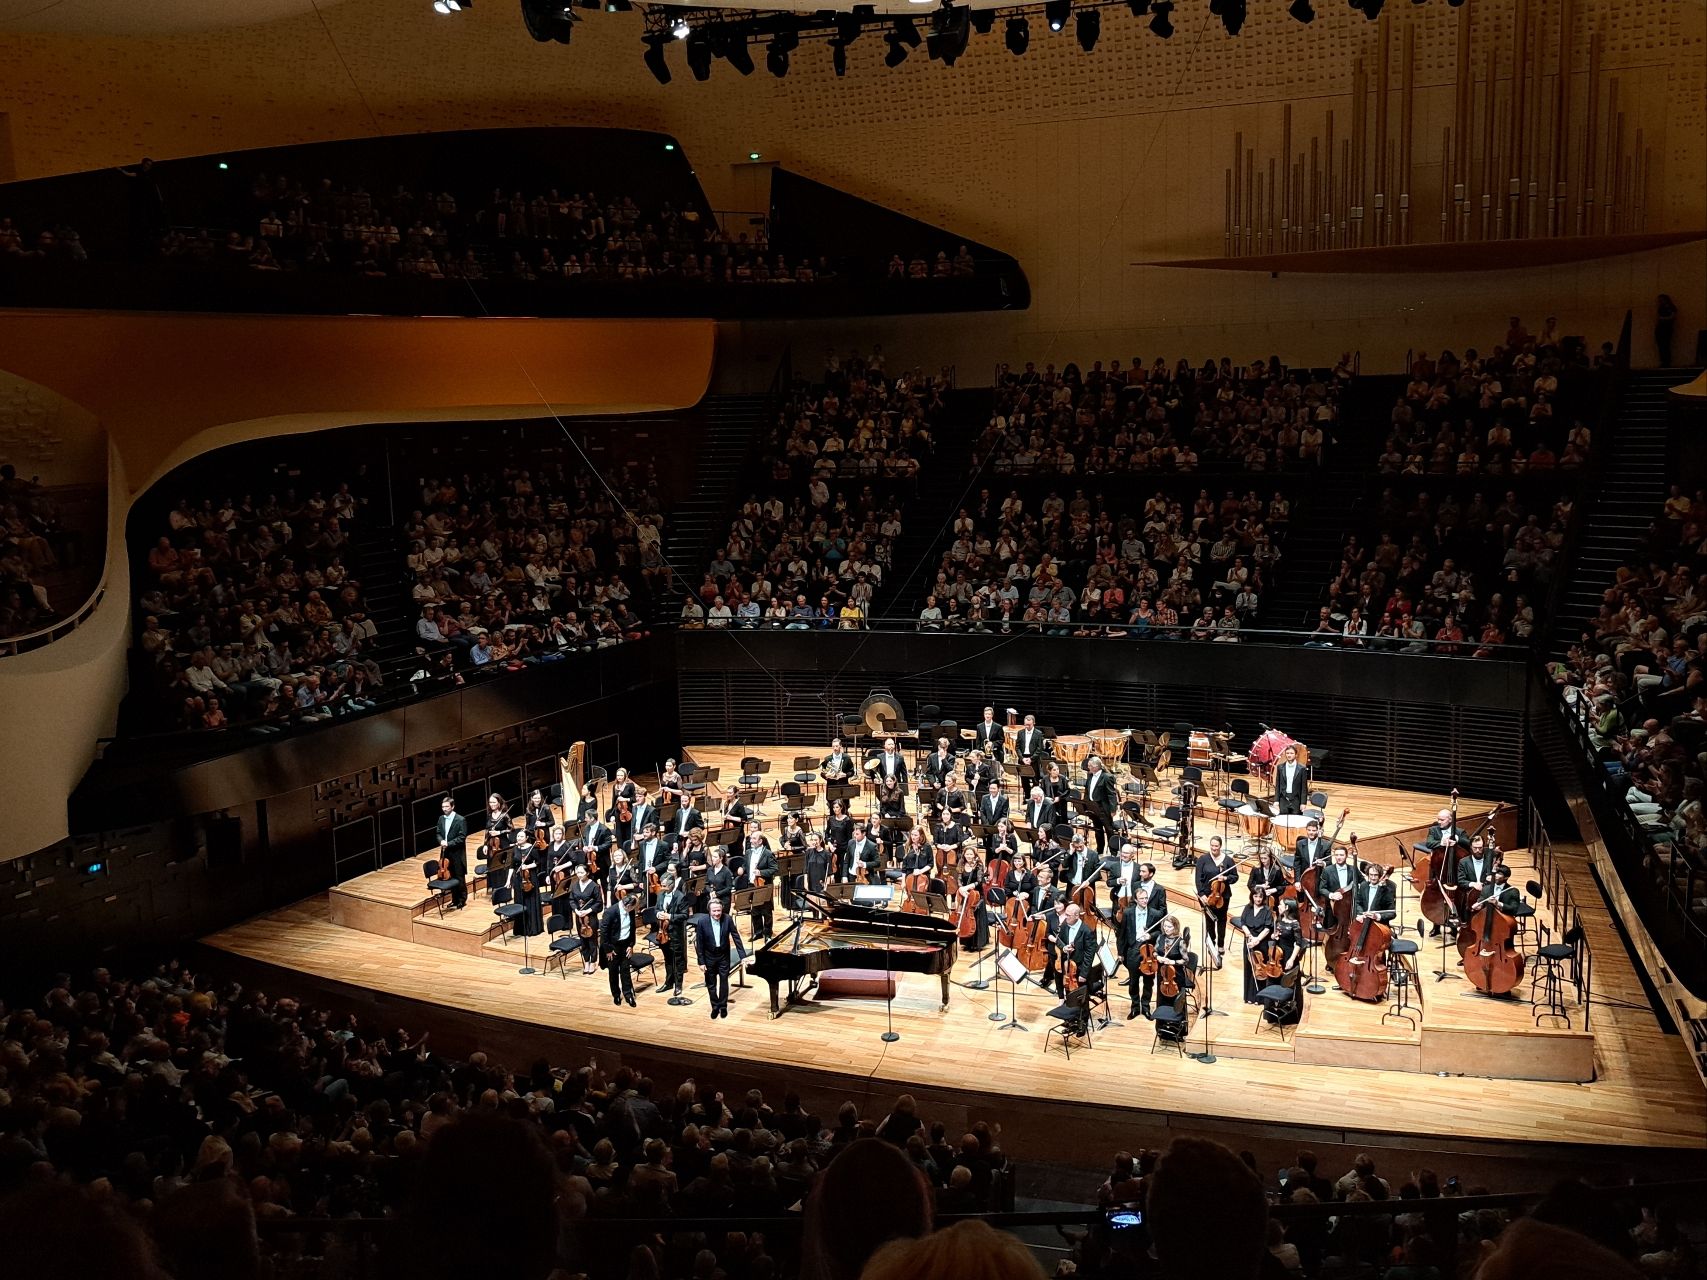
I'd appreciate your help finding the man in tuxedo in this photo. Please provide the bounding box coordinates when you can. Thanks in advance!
[1352,863,1396,924]
[671,800,706,842]
[634,823,673,882]
[976,780,1009,829]
[435,796,469,909]
[600,889,640,1007]
[1273,744,1308,816]
[838,822,879,883]
[691,894,747,1019]
[1423,807,1471,853]
[1453,834,1496,919]
[581,811,614,868]
[1013,714,1046,780]
[1316,844,1358,925]
[1079,756,1118,854]
[1062,833,1099,890]
[1122,873,1170,1019]
[878,737,908,788]
[651,871,693,996]
[627,789,659,846]
[1292,817,1330,876]
[973,706,1005,761]
[1023,786,1056,838]
[1107,843,1142,905]
[737,829,778,938]
[1053,902,1100,1005]
[921,737,955,789]
[821,738,854,784]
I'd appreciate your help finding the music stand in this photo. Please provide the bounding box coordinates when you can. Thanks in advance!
[826,783,860,806]
[1193,935,1223,1064]
[995,947,1029,1031]
[851,882,900,1043]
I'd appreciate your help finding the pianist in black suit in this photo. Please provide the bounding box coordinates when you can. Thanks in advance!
[691,896,747,1019]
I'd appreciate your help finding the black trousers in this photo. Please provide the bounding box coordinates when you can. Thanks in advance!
[1202,901,1229,948]
[1125,948,1154,1012]
[446,850,468,908]
[703,954,733,1012]
[663,930,688,993]
[606,939,634,1000]
[751,894,773,939]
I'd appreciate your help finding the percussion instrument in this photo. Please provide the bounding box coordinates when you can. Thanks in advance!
[1247,729,1297,782]
[1088,728,1129,764]
[1003,724,1021,753]
[858,690,904,735]
[1271,814,1314,837]
[1237,805,1273,841]
[1188,730,1212,767]
[1054,735,1093,767]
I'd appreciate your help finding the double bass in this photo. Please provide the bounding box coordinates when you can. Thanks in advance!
[1456,886,1525,995]
[1320,835,1362,965]
[1292,807,1348,933]
[1331,865,1392,1003]
[1414,790,1461,928]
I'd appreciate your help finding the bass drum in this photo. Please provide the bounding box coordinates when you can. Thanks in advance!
[1249,729,1301,782]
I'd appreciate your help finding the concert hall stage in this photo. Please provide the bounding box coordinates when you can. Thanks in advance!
[204,749,1706,1176]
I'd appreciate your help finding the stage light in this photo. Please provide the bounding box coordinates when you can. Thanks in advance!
[1288,0,1314,20]
[1211,0,1245,35]
[894,15,921,45]
[927,4,969,65]
[834,12,863,43]
[1350,0,1385,17]
[685,25,713,78]
[1004,15,1029,53]
[1075,8,1099,49]
[970,8,994,33]
[217,161,229,170]
[663,142,676,150]
[1045,0,1069,31]
[434,0,452,12]
[766,40,791,76]
[1149,1,1174,37]
[671,15,690,38]
[642,32,672,83]
[1125,0,1151,13]
[604,0,631,9]
[520,0,574,43]
[749,151,761,160]
[831,39,848,74]
[720,30,755,75]
[885,31,910,65]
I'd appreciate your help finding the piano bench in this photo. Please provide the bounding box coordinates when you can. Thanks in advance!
[817,969,898,1000]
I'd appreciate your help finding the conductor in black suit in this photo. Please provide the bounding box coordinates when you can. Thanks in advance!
[1273,745,1309,816]
[691,895,748,1019]
[600,890,640,1007]
[435,796,468,909]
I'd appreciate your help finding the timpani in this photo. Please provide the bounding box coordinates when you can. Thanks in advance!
[1088,728,1128,766]
[1053,734,1093,770]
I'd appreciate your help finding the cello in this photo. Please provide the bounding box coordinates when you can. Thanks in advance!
[954,859,984,944]
[1331,863,1392,1003]
[1456,881,1526,995]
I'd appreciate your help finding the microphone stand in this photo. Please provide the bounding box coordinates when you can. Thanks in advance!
[1192,932,1220,1065]
[881,904,899,1044]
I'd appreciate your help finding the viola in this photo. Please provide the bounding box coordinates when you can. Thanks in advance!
[519,861,535,896]
[1252,941,1286,982]
[1063,956,1082,993]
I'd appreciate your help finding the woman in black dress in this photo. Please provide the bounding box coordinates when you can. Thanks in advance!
[1247,846,1288,900]
[1153,915,1195,1014]
[955,847,990,952]
[804,832,832,896]
[485,792,512,839]
[1272,898,1305,1025]
[566,863,604,976]
[523,789,554,834]
[508,845,545,939]
[986,817,1021,864]
[1042,761,1070,806]
[823,798,854,860]
[1233,885,1275,1003]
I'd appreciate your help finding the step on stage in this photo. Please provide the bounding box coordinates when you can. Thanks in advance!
[205,746,1707,1161]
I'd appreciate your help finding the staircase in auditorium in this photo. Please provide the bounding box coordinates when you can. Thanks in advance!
[1254,373,1403,632]
[888,387,994,621]
[347,524,420,686]
[1549,368,1699,656]
[664,393,772,581]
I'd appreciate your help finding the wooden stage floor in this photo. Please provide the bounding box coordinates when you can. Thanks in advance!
[204,745,1707,1162]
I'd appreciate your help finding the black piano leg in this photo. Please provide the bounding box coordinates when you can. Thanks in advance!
[940,973,950,1009]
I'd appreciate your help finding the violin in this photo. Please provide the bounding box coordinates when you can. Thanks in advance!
[577,906,595,939]
[1158,930,1190,999]
[1252,941,1286,981]
[617,795,634,824]
[438,853,450,882]
[519,860,535,896]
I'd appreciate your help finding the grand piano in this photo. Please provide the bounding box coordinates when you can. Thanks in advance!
[746,895,959,1018]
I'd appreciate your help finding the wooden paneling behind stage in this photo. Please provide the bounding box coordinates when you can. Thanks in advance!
[205,748,1707,1159]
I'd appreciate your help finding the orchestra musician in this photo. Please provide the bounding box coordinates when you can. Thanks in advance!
[435,796,469,910]
[1273,745,1308,816]
[720,793,758,831]
[965,749,999,797]
[651,870,692,997]
[604,846,639,901]
[1352,862,1397,925]
[1153,915,1196,1016]
[1233,884,1275,1003]
[1061,830,1100,890]
[545,825,576,888]
[1052,902,1100,1003]
[803,832,832,895]
[601,889,640,1007]
[1423,807,1472,854]
[1022,786,1057,836]
[877,737,909,788]
[679,830,709,879]
[566,862,604,976]
[1118,870,1168,1020]
[985,817,1020,865]
[523,789,555,834]
[691,894,748,1020]
[1013,714,1047,779]
[628,789,659,845]
[777,812,808,857]
[485,792,511,839]
[1470,863,1523,917]
[838,822,880,884]
[1079,756,1118,855]
[505,842,546,939]
[973,706,1006,760]
[955,847,990,951]
[1317,842,1358,909]
[1268,898,1306,1025]
[670,796,706,843]
[581,809,614,868]
[1042,761,1070,805]
[1248,847,1288,900]
[1453,833,1496,918]
[821,738,855,785]
[922,737,956,789]
[738,825,778,939]
[823,798,854,857]
[1106,843,1142,905]
[575,780,599,823]
[976,779,1010,828]
[700,847,736,910]
[997,850,1038,905]
[634,823,673,883]
[1292,817,1330,876]
[609,768,639,846]
[934,805,970,858]
[1195,834,1239,948]
[657,759,686,808]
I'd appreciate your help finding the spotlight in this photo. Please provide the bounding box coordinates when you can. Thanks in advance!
[642,32,672,83]
[1045,0,1069,31]
[1004,14,1029,53]
[685,25,713,78]
[520,0,574,43]
[970,8,994,33]
[604,0,631,9]
[1149,0,1173,37]
[833,12,862,43]
[748,151,761,160]
[718,28,755,75]
[1350,0,1385,17]
[433,0,452,12]
[884,31,910,65]
[927,4,969,64]
[1210,0,1245,35]
[1125,0,1151,13]
[831,39,848,74]
[1075,8,1099,49]
[671,15,690,38]
[766,40,790,77]
[893,15,921,45]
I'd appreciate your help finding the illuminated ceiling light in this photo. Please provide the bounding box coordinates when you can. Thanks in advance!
[1004,14,1028,53]
[1044,0,1069,31]
[604,0,631,10]
[433,0,452,12]
[1075,8,1099,49]
[671,15,691,38]
[1149,1,1174,36]
[748,151,761,160]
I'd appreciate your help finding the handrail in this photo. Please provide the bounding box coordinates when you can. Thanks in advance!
[0,580,107,657]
